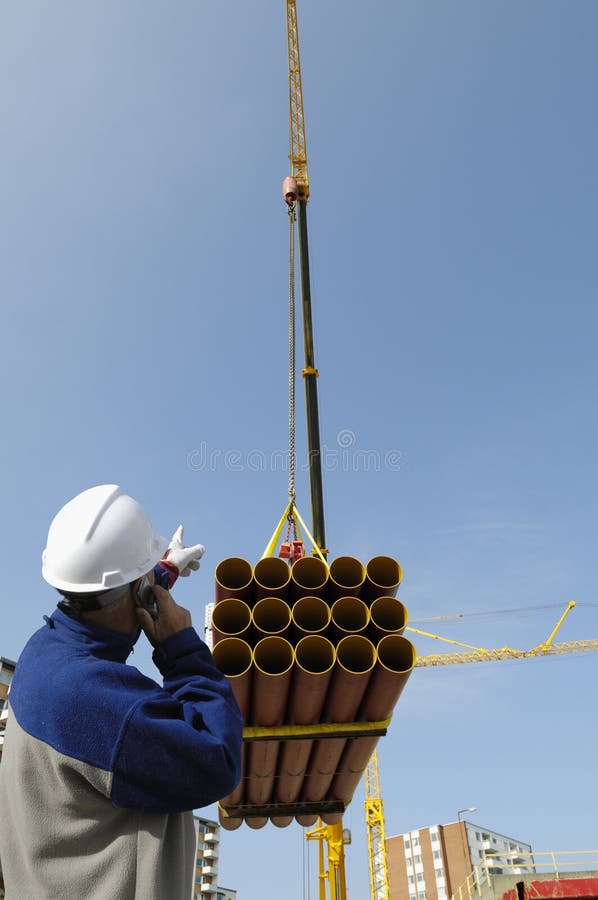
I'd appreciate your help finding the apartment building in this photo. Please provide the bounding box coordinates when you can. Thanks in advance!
[0,657,16,763]
[0,656,16,896]
[387,820,533,900]
[215,889,237,900]
[193,816,237,900]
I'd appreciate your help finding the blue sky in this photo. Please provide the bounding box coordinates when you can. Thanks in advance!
[1,2,597,897]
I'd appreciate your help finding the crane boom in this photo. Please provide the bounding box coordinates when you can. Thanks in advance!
[415,638,598,667]
[412,602,598,666]
[284,0,326,553]
[286,0,309,199]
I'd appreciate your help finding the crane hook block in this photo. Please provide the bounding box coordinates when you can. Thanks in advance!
[282,176,298,205]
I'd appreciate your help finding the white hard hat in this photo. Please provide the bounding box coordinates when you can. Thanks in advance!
[42,485,168,593]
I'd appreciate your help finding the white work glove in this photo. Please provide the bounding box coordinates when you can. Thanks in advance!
[165,525,205,577]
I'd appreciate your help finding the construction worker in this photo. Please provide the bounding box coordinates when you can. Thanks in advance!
[0,484,243,900]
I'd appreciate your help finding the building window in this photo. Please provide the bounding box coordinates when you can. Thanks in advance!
[410,894,417,900]
[414,854,422,864]
[435,869,443,879]
[418,892,427,900]
[409,876,415,885]
[404,838,411,848]
[433,850,441,860]
[412,836,420,847]
[475,832,480,841]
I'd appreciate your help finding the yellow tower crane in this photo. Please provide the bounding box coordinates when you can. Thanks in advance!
[365,748,391,900]
[364,602,598,900]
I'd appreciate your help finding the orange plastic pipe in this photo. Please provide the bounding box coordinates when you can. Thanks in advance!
[327,555,365,602]
[246,637,294,807]
[361,555,403,604]
[367,595,408,639]
[359,634,416,721]
[328,634,416,805]
[211,637,253,722]
[218,807,243,831]
[275,636,335,807]
[301,635,376,804]
[253,556,291,600]
[330,596,370,640]
[291,556,328,600]
[252,596,292,638]
[211,597,252,645]
[245,817,268,830]
[215,557,254,603]
[212,638,253,808]
[291,595,331,639]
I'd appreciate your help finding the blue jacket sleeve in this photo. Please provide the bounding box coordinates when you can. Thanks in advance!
[110,628,243,813]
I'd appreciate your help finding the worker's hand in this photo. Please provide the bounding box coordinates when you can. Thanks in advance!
[164,525,205,577]
[136,584,192,647]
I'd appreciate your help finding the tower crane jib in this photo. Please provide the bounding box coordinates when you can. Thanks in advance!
[287,0,309,199]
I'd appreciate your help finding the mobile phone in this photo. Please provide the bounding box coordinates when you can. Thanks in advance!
[137,577,158,621]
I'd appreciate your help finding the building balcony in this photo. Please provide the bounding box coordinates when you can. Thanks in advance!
[202,866,217,876]
[204,832,217,842]
[203,848,218,859]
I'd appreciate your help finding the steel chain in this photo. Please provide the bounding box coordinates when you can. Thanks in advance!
[288,202,297,507]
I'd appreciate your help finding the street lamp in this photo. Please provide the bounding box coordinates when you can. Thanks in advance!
[458,807,477,822]
[457,808,477,881]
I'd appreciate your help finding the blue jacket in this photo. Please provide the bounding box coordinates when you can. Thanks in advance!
[0,609,243,899]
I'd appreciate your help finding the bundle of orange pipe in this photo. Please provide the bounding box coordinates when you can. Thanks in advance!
[211,554,415,829]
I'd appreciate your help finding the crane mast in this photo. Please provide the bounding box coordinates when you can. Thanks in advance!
[365,749,391,900]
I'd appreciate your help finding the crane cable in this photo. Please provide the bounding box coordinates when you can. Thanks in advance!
[288,201,297,510]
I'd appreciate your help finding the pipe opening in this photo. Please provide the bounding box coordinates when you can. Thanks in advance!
[366,555,403,590]
[377,635,416,673]
[215,557,253,591]
[295,636,335,674]
[291,557,328,591]
[329,556,365,590]
[336,636,376,674]
[253,637,294,675]
[252,597,292,634]
[212,639,252,677]
[370,596,407,633]
[211,599,251,636]
[331,596,369,633]
[254,557,291,591]
[292,596,331,633]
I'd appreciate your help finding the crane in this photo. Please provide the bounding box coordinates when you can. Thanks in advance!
[409,601,598,666]
[283,0,326,554]
[363,602,598,900]
[282,6,598,900]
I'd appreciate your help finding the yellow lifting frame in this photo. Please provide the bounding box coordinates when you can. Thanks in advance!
[261,499,328,564]
[242,718,391,742]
